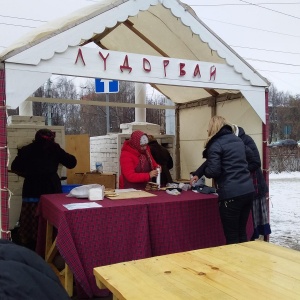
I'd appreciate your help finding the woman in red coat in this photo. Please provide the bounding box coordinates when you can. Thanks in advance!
[119,130,160,189]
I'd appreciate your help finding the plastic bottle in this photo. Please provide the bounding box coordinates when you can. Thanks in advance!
[95,162,103,173]
[156,167,161,189]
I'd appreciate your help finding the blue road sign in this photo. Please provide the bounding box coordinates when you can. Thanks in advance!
[95,79,119,93]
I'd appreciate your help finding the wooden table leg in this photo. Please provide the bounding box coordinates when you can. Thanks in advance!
[45,221,73,297]
[64,264,74,297]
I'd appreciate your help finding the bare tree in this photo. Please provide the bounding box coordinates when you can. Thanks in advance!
[9,76,167,136]
[78,80,136,136]
[146,92,166,134]
[268,84,292,142]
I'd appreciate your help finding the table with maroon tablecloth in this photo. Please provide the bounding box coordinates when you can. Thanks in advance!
[37,190,253,298]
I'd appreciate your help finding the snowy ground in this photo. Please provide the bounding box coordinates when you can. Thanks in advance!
[269,172,300,251]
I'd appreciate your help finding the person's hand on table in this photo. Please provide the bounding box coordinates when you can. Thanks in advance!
[190,175,199,186]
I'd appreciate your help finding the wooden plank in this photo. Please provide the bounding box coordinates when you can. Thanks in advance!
[27,97,175,110]
[106,190,156,200]
[45,237,58,263]
[243,240,300,263]
[174,246,300,299]
[45,222,54,259]
[185,244,300,299]
[94,256,235,300]
[64,264,74,297]
[81,173,116,189]
[65,134,90,184]
[49,263,65,287]
[45,221,73,297]
[93,242,300,300]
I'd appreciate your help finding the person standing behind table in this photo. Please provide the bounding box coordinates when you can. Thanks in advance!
[191,116,254,244]
[147,135,173,186]
[119,130,160,189]
[11,129,77,250]
[232,125,271,240]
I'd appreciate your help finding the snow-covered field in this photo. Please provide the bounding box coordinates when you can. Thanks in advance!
[269,172,300,251]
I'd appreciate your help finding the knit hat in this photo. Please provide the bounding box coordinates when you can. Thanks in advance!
[35,129,56,142]
[129,130,147,150]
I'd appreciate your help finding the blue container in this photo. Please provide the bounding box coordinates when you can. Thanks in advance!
[62,184,82,194]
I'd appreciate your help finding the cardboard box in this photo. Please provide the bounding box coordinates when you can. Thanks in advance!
[73,172,116,189]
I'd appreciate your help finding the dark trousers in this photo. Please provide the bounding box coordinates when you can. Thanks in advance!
[219,193,253,244]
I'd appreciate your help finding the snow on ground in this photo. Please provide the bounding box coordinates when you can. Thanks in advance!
[269,172,300,251]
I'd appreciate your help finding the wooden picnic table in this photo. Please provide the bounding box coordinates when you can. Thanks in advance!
[94,241,300,300]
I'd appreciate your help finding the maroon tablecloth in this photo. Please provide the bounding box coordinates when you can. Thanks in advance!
[37,195,151,298]
[37,190,253,298]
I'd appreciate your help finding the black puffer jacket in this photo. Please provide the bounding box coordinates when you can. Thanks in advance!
[204,125,254,201]
[237,126,269,198]
[11,140,77,198]
[0,239,70,300]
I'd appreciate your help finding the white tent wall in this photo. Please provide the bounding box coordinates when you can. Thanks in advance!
[179,96,263,180]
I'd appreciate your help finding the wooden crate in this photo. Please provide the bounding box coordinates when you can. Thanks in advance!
[73,172,116,189]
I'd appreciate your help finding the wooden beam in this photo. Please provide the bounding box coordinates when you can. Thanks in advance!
[80,23,122,46]
[176,92,242,110]
[123,20,169,57]
[26,97,175,110]
[204,88,219,97]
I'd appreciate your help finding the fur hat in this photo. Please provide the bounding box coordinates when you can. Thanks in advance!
[232,124,239,137]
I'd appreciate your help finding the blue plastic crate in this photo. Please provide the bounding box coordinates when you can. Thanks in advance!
[62,184,82,194]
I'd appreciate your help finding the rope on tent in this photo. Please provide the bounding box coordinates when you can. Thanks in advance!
[1,228,11,239]
[0,187,13,240]
[0,187,12,209]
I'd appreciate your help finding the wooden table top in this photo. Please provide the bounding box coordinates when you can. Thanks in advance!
[94,241,300,300]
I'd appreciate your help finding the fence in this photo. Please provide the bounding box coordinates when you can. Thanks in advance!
[269,146,300,173]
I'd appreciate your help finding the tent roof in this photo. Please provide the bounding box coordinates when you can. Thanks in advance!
[0,0,269,121]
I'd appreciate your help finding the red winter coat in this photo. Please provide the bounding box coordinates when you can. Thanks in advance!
[119,139,159,189]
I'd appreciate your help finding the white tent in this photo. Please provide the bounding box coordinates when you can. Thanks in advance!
[0,0,270,238]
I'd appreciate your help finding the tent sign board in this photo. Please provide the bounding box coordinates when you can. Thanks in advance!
[95,78,119,94]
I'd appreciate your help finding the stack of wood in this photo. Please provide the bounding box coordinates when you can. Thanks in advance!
[104,188,118,197]
[145,182,159,191]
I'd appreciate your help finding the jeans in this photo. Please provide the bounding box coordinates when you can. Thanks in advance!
[219,193,253,244]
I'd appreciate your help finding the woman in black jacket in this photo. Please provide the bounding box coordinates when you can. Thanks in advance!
[232,125,271,240]
[11,129,77,249]
[191,116,254,244]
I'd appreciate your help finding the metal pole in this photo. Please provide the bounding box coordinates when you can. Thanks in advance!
[106,93,110,133]
[47,79,52,126]
[47,104,52,126]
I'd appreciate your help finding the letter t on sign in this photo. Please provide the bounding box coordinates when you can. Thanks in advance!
[95,79,119,93]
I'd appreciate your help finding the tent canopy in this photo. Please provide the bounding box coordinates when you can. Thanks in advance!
[0,0,269,121]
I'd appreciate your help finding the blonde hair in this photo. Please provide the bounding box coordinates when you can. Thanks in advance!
[205,116,233,147]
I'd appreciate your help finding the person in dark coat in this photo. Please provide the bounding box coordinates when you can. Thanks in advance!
[232,125,271,240]
[11,129,77,249]
[191,116,254,244]
[147,135,173,186]
[0,239,70,300]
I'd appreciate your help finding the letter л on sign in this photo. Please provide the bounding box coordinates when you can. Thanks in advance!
[95,78,119,93]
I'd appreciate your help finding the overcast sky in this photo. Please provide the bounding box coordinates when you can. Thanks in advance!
[1,0,300,95]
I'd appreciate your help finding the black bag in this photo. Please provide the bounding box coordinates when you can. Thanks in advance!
[193,184,216,194]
